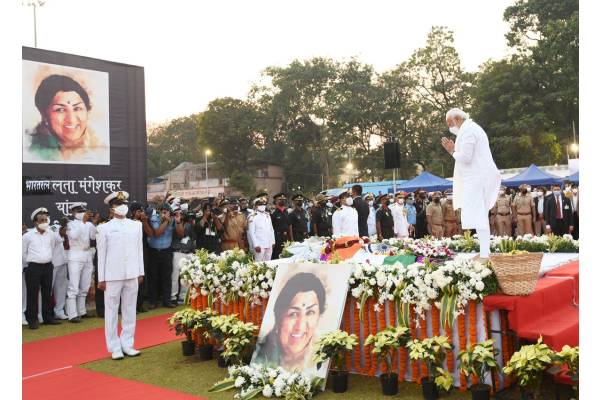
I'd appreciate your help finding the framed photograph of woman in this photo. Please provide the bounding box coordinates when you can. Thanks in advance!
[22,60,110,165]
[251,263,354,380]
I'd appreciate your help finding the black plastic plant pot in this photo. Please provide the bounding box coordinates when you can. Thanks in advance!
[331,370,349,393]
[181,340,195,356]
[198,344,214,361]
[421,377,439,400]
[471,384,491,400]
[379,373,399,396]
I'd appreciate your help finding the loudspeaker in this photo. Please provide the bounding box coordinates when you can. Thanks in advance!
[384,142,401,169]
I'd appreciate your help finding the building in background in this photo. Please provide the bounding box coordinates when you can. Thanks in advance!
[147,161,284,201]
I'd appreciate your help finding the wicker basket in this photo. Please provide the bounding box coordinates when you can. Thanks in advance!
[489,253,543,295]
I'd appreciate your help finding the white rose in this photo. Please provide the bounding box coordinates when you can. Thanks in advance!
[475,281,485,291]
[262,385,273,397]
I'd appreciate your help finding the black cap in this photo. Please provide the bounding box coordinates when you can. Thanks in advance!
[291,194,304,201]
[338,191,350,199]
[256,192,268,199]
[273,192,287,200]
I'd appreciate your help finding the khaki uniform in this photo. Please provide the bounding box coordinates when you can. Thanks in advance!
[512,194,534,236]
[426,203,444,238]
[221,212,248,251]
[495,196,512,237]
[456,208,462,234]
[442,201,459,237]
[489,203,498,236]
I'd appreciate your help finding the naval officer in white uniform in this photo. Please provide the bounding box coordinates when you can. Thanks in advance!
[331,192,359,237]
[96,191,144,360]
[247,196,275,262]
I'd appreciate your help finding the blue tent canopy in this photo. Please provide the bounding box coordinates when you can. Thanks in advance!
[563,171,579,184]
[343,180,407,196]
[396,171,453,192]
[502,164,562,187]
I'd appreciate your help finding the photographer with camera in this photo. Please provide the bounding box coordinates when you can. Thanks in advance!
[220,198,248,252]
[195,202,222,254]
[170,201,196,305]
[146,202,184,309]
[129,202,153,312]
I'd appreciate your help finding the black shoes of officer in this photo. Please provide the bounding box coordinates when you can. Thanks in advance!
[80,313,92,319]
[28,321,39,330]
[69,317,82,323]
[44,319,61,325]
[163,302,176,309]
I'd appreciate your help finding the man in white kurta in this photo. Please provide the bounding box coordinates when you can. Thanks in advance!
[97,191,144,360]
[247,197,276,262]
[332,192,359,237]
[442,108,501,258]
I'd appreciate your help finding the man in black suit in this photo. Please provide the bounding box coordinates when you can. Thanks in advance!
[543,184,574,236]
[351,184,370,238]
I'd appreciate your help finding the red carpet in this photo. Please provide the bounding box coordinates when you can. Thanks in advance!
[23,366,202,399]
[484,261,579,351]
[23,313,178,377]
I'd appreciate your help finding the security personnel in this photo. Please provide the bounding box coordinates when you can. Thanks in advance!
[414,189,429,238]
[288,194,309,242]
[239,197,252,219]
[248,196,275,261]
[489,202,498,236]
[495,187,513,237]
[310,194,332,237]
[97,191,144,360]
[442,190,459,237]
[66,202,95,323]
[22,208,62,329]
[512,184,535,236]
[270,193,290,259]
[426,191,444,238]
[220,199,248,251]
[376,194,395,240]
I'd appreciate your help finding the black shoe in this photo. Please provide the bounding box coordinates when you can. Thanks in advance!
[163,302,176,309]
[147,303,158,310]
[69,317,82,323]
[44,319,61,325]
[96,311,104,318]
[136,306,148,313]
[80,313,92,319]
[28,322,39,330]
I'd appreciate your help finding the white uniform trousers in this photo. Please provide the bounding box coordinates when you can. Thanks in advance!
[104,278,139,353]
[52,263,68,317]
[171,252,190,302]
[253,247,273,262]
[66,259,93,319]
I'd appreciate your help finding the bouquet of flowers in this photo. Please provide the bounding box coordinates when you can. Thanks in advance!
[210,364,324,400]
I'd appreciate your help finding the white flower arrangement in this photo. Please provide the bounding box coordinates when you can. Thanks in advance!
[210,364,324,400]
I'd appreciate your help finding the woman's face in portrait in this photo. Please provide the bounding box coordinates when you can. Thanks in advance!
[45,91,89,144]
[278,290,321,359]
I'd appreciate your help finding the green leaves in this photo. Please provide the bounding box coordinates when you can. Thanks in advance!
[457,339,499,383]
[313,330,358,370]
[208,377,236,393]
[439,287,458,329]
[502,337,555,390]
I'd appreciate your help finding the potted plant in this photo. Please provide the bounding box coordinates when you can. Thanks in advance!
[208,314,244,368]
[313,330,359,393]
[365,326,411,396]
[457,339,499,400]
[221,320,258,366]
[167,308,201,356]
[407,336,454,400]
[502,337,555,399]
[555,345,579,398]
[196,308,219,360]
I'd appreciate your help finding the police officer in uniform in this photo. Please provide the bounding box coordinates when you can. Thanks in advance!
[442,190,459,237]
[288,194,309,242]
[310,194,332,237]
[512,184,535,236]
[97,191,144,360]
[248,195,275,261]
[270,193,290,259]
[495,187,512,237]
[426,191,445,238]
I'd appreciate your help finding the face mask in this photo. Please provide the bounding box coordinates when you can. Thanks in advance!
[407,199,414,205]
[222,208,228,213]
[367,200,373,206]
[537,191,544,197]
[114,205,129,216]
[326,201,333,208]
[397,199,405,205]
[75,212,85,221]
[527,187,531,192]
[37,222,49,231]
[345,197,353,206]
[449,126,459,135]
[389,198,395,203]
[447,196,453,200]
[553,190,561,196]
[308,202,313,207]
[573,189,578,194]
[257,205,266,212]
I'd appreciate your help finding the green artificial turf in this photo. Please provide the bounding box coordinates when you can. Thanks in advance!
[22,304,187,343]
[83,340,472,400]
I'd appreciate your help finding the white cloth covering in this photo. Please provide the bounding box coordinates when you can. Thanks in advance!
[451,119,501,230]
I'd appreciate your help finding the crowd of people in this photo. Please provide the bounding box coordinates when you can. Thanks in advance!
[21,181,579,330]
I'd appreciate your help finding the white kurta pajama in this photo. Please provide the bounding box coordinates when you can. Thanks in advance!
[451,119,501,256]
[97,218,144,354]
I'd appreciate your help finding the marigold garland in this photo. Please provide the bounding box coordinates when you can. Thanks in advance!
[352,298,362,373]
[343,298,353,371]
[468,302,479,386]
[419,315,428,379]
[458,313,467,391]
[409,307,420,383]
[445,320,455,379]
[500,312,511,388]
[366,298,376,375]
[386,301,398,376]
[431,305,441,337]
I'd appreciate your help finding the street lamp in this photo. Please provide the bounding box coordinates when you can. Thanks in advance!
[570,143,579,156]
[205,149,212,196]
[25,0,45,48]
